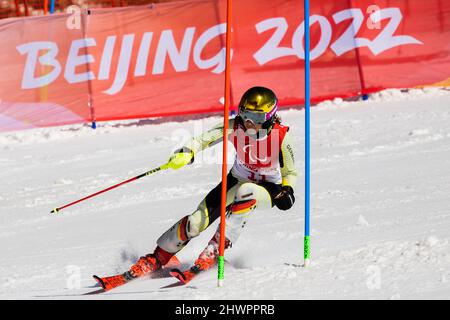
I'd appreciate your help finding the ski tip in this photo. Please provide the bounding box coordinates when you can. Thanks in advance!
[92,275,106,289]
[83,288,105,295]
[169,269,188,284]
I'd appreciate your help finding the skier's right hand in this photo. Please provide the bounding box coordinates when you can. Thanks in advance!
[273,186,295,210]
[166,147,194,170]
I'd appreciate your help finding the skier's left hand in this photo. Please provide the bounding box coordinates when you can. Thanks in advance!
[273,186,295,210]
[167,147,194,170]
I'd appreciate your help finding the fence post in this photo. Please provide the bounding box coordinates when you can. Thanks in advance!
[14,0,20,17]
[23,0,29,16]
[349,0,369,101]
[80,9,97,129]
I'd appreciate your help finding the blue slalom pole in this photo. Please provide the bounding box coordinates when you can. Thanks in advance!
[50,0,55,14]
[303,0,311,267]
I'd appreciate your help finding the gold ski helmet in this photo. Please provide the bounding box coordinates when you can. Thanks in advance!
[238,86,278,130]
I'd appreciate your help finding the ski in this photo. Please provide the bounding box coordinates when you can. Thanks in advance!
[91,255,181,293]
[169,258,217,285]
[92,274,129,292]
[169,267,198,285]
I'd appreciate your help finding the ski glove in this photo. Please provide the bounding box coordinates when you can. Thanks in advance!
[167,147,194,170]
[273,186,295,211]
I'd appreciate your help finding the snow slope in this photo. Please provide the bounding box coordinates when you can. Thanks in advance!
[0,88,449,300]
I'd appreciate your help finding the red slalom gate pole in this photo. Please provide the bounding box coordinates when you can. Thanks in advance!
[51,164,169,214]
[217,0,233,288]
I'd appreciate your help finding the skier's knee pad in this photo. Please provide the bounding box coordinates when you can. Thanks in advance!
[230,199,257,215]
[234,182,272,210]
[186,209,208,238]
[186,199,210,237]
[224,183,272,244]
[234,183,258,202]
[229,183,259,216]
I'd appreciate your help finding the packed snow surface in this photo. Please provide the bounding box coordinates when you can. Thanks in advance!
[1,88,449,299]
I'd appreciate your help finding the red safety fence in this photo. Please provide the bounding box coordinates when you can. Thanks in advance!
[0,0,449,131]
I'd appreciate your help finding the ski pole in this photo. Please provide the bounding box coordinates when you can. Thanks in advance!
[51,163,170,214]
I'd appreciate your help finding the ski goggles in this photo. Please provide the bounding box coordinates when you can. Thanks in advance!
[239,104,278,125]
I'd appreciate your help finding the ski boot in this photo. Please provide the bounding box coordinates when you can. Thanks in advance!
[94,246,174,291]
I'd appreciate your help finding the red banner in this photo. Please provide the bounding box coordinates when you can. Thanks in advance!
[0,0,449,131]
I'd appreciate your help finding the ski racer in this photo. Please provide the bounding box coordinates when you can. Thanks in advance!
[96,86,298,287]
